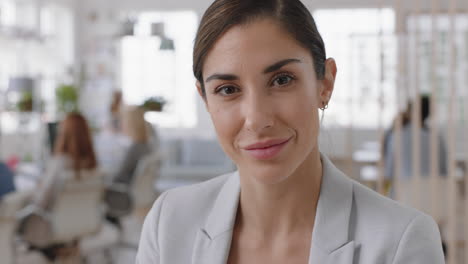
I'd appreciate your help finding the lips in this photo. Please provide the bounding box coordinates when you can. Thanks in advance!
[243,137,291,160]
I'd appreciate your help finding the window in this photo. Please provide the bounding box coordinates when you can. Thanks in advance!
[0,3,73,163]
[120,11,198,128]
[407,13,468,124]
[0,3,74,130]
[313,8,396,129]
[0,0,16,27]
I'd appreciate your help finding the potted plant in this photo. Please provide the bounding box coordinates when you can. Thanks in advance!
[56,84,79,113]
[141,96,167,112]
[17,90,33,112]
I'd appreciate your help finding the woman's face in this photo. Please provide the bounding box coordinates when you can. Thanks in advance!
[199,18,336,184]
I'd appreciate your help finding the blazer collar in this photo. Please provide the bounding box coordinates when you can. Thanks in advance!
[192,172,240,263]
[309,154,356,263]
[202,171,241,238]
[192,154,356,264]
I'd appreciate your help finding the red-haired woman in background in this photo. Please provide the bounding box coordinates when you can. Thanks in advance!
[27,112,101,261]
[33,112,99,209]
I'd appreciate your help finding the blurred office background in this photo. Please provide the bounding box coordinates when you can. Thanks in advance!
[0,0,467,263]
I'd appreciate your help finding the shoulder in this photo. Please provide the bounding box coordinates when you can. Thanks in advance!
[351,180,420,224]
[141,172,232,226]
[151,173,231,223]
[136,173,232,262]
[349,180,444,263]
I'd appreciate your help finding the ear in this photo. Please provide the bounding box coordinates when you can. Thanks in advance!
[196,81,208,108]
[319,58,337,108]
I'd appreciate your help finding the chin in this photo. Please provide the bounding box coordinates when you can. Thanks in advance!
[240,161,298,185]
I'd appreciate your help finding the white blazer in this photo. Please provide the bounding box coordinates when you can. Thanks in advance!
[136,155,445,263]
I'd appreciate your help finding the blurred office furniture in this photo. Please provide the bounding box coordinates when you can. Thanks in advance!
[7,77,35,111]
[105,152,162,217]
[18,170,117,260]
[0,76,44,166]
[0,191,32,264]
[132,151,162,212]
[156,138,235,192]
[46,122,59,152]
[103,151,162,254]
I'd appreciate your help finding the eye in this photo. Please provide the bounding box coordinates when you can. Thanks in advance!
[272,73,295,87]
[215,85,240,96]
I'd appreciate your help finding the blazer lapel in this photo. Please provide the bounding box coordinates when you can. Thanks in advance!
[309,154,357,264]
[191,229,235,264]
[191,172,240,264]
[191,154,358,264]
[310,240,356,264]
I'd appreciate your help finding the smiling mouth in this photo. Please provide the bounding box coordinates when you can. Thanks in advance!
[243,137,291,160]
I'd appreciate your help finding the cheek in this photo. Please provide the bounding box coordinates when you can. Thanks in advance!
[277,85,320,154]
[209,104,242,156]
[281,85,319,130]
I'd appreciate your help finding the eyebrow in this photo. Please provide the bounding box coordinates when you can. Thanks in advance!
[263,58,302,74]
[206,73,238,83]
[205,58,302,83]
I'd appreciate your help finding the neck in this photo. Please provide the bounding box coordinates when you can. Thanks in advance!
[237,149,322,238]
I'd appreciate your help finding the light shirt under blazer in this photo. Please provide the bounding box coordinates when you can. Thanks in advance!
[136,154,445,263]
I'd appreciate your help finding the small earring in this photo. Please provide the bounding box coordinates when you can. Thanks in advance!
[320,101,328,110]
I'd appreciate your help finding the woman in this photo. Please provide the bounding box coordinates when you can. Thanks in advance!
[112,106,152,184]
[29,112,100,261]
[33,113,99,210]
[105,106,153,226]
[137,0,444,263]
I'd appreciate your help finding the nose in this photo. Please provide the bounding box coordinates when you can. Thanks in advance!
[242,90,275,133]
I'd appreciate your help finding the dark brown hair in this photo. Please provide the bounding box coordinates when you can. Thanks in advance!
[193,0,326,96]
[121,106,149,143]
[54,112,97,178]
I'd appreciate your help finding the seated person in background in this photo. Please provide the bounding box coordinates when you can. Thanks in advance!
[383,95,447,180]
[33,112,99,209]
[0,162,15,199]
[146,120,160,151]
[112,106,153,184]
[28,112,100,260]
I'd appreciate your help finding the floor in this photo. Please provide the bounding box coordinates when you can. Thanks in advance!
[16,215,143,264]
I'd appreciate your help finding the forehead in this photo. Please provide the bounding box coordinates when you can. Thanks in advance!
[202,18,313,76]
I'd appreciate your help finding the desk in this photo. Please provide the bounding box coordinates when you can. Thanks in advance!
[14,162,42,191]
[353,141,467,181]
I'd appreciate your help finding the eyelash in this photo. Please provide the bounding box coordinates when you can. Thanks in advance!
[213,72,296,96]
[270,72,296,87]
[213,85,239,96]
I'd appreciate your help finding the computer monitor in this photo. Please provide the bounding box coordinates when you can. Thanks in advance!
[47,122,59,152]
